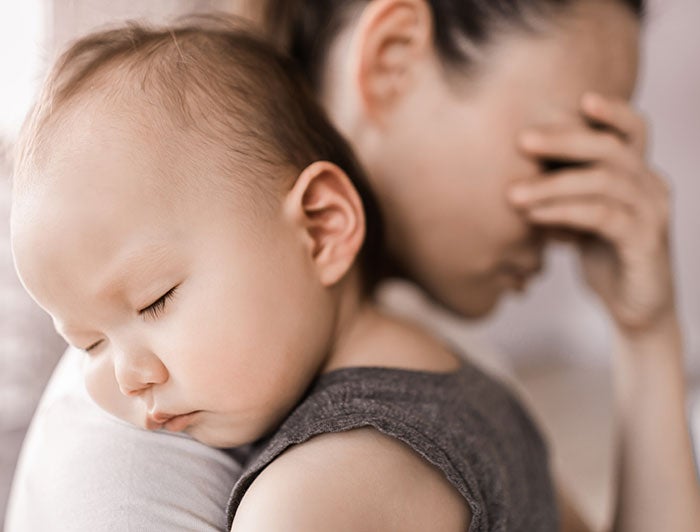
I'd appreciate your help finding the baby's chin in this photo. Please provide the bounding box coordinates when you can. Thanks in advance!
[183,422,254,449]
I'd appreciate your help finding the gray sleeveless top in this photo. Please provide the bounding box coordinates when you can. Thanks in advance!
[226,360,559,531]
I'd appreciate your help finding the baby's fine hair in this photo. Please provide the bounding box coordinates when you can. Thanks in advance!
[15,14,385,290]
[263,0,645,89]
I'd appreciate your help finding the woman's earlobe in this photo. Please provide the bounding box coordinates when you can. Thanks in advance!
[354,0,433,119]
[284,161,366,287]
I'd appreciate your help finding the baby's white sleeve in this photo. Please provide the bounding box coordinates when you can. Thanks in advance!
[4,347,241,532]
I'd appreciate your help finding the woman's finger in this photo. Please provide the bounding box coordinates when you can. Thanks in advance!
[519,124,640,173]
[580,92,647,155]
[522,198,637,245]
[508,167,644,211]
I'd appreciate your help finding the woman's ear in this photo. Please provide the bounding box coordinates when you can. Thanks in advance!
[283,161,366,287]
[353,0,433,121]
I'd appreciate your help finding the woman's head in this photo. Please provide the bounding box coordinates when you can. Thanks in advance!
[265,0,644,91]
[263,0,644,316]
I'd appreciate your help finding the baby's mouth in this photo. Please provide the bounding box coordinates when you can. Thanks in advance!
[145,410,200,432]
[145,411,172,430]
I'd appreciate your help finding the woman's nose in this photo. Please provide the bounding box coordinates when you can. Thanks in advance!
[112,345,169,396]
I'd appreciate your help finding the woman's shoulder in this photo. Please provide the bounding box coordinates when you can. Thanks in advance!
[231,427,471,532]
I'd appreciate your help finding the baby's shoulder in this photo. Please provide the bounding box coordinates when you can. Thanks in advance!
[231,427,471,532]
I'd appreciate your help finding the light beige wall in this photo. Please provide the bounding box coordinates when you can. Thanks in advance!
[640,0,700,372]
[49,0,242,50]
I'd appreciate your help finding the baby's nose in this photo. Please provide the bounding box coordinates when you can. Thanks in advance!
[113,347,169,396]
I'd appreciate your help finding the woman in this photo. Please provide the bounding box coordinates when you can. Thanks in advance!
[262,0,698,529]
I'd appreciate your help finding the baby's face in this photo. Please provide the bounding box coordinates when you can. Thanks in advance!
[12,108,336,447]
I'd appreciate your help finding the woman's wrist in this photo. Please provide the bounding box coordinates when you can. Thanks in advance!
[614,308,682,357]
[611,308,687,410]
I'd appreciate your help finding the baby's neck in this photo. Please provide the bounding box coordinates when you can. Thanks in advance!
[321,292,461,376]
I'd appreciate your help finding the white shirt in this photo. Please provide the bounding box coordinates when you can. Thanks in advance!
[5,348,242,532]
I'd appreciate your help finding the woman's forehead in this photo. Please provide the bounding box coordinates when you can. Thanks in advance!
[467,2,640,110]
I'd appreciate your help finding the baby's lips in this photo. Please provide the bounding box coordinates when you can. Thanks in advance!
[144,415,164,430]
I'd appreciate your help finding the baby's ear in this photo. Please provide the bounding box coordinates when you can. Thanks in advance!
[283,161,365,287]
[353,0,433,121]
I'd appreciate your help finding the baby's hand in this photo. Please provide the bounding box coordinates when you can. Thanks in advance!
[509,93,675,335]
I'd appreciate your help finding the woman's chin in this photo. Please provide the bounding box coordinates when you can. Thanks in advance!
[426,282,505,320]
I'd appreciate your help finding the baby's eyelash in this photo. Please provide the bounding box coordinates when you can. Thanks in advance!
[139,286,178,319]
[84,340,103,353]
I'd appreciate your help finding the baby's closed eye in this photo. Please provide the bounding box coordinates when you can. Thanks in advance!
[139,285,179,320]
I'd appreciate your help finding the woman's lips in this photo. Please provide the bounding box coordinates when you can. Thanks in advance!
[499,262,542,291]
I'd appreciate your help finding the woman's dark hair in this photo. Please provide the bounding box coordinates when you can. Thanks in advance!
[264,0,645,90]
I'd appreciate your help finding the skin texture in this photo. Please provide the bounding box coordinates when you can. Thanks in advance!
[311,0,700,530]
[233,428,470,531]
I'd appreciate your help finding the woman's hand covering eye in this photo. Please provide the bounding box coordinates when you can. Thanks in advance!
[509,93,674,335]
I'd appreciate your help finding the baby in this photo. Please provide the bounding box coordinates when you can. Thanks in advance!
[10,18,556,530]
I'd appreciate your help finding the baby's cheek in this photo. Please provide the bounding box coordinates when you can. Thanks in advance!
[83,353,140,424]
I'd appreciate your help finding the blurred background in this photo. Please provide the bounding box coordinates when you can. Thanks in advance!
[1,0,698,528]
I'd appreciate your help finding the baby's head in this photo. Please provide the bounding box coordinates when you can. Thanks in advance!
[11,17,382,447]
[263,0,645,317]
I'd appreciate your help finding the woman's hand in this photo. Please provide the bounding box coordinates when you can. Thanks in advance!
[509,92,675,336]
[511,94,700,532]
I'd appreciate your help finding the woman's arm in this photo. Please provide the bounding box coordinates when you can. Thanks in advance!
[610,313,700,531]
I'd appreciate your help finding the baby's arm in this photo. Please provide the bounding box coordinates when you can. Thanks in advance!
[5,347,242,531]
[231,427,471,532]
[510,93,700,532]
